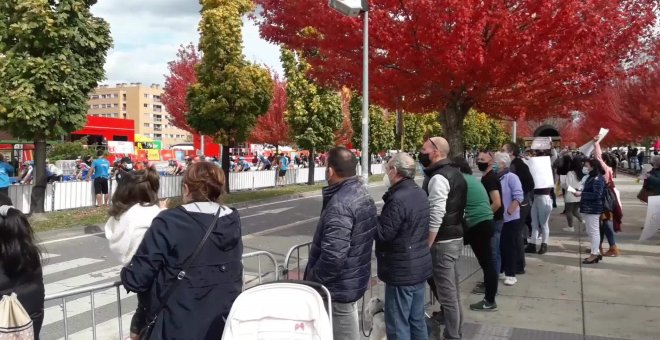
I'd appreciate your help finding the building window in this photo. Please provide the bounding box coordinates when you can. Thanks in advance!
[91,104,100,109]
[113,103,119,108]
[122,104,126,111]
[90,95,99,99]
[122,94,126,100]
[143,123,150,128]
[144,94,150,99]
[113,94,119,98]
[143,103,149,108]
[113,113,119,118]
[154,134,162,140]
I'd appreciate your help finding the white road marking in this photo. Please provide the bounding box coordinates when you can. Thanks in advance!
[56,312,133,340]
[41,253,61,260]
[45,265,123,295]
[39,232,105,246]
[43,258,105,276]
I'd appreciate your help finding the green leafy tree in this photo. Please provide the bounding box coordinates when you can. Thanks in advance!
[349,95,395,173]
[403,113,443,152]
[0,0,112,213]
[187,0,273,191]
[463,110,510,151]
[281,49,342,184]
[48,138,94,162]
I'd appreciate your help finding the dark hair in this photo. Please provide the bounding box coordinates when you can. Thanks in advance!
[97,150,105,157]
[503,142,520,157]
[586,158,605,177]
[109,168,160,219]
[327,147,358,178]
[450,156,472,175]
[0,196,42,279]
[570,156,586,180]
[183,162,225,202]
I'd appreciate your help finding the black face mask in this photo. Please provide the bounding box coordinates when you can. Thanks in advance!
[418,152,432,168]
[477,162,489,172]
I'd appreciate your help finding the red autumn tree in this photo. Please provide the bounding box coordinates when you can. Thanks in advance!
[334,87,354,146]
[255,0,657,156]
[162,43,200,133]
[249,72,290,149]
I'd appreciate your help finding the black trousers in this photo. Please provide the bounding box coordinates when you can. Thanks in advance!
[467,219,497,304]
[501,219,523,277]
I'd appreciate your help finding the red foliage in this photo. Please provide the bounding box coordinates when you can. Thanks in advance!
[255,0,656,152]
[162,43,200,133]
[334,87,354,146]
[249,72,290,147]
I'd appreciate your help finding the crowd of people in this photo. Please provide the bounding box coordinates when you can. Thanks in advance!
[0,135,659,340]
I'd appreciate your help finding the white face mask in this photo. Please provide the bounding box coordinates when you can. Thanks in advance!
[582,167,590,175]
[383,173,391,188]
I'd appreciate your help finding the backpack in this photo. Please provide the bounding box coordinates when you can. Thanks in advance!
[0,293,34,339]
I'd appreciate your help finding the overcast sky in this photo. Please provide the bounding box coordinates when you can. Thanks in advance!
[91,0,282,86]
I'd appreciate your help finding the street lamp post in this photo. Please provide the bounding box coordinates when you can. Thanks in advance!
[329,0,369,181]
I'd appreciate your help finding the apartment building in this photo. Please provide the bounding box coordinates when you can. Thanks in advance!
[87,83,192,148]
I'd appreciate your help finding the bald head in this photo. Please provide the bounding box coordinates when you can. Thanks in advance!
[420,136,450,166]
[429,137,450,156]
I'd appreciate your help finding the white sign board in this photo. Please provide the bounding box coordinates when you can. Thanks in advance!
[531,137,553,150]
[578,128,609,156]
[527,156,554,189]
[640,195,660,241]
[107,141,135,155]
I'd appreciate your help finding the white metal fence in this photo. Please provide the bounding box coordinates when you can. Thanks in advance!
[7,164,386,214]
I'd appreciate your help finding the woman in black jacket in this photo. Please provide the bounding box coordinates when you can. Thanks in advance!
[573,159,606,264]
[121,162,243,339]
[0,194,45,339]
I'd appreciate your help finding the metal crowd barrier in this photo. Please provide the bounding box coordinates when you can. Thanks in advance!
[44,251,280,340]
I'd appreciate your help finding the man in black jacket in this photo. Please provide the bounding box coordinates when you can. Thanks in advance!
[304,147,378,340]
[376,152,432,340]
[502,142,534,272]
[419,137,467,340]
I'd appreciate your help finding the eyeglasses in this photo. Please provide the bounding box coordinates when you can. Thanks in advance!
[428,138,439,150]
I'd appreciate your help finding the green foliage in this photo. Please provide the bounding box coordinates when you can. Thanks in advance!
[281,49,342,151]
[0,0,112,140]
[463,110,510,151]
[187,0,273,143]
[47,138,94,162]
[403,113,443,152]
[349,95,395,153]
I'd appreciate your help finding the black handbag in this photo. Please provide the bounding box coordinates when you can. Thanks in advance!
[602,186,615,213]
[139,205,224,340]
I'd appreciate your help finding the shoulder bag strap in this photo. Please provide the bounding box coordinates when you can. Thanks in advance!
[145,204,224,324]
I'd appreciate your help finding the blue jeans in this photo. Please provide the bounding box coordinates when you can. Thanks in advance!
[384,283,428,340]
[491,220,504,274]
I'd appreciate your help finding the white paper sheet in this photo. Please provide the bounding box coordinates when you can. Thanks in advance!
[531,137,553,150]
[567,186,578,194]
[578,128,610,156]
[640,196,660,241]
[527,156,554,189]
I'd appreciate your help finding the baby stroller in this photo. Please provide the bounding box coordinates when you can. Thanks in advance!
[222,280,333,340]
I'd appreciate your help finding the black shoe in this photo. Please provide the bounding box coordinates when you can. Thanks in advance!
[524,244,537,254]
[537,243,548,255]
[516,269,526,275]
[583,256,600,264]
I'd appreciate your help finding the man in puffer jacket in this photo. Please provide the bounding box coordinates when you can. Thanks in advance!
[376,152,432,340]
[304,147,378,340]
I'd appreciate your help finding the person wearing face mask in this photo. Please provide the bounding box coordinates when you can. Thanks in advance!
[573,159,606,264]
[305,147,378,340]
[376,152,432,340]
[476,151,504,287]
[419,137,467,340]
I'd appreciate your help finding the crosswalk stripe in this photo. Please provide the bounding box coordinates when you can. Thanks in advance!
[45,265,123,295]
[41,253,61,260]
[43,288,134,327]
[56,312,134,340]
[43,258,105,276]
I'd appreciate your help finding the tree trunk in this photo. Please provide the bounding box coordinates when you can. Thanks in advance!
[307,147,315,185]
[275,144,279,155]
[368,152,372,175]
[438,99,471,158]
[221,144,231,194]
[30,137,48,214]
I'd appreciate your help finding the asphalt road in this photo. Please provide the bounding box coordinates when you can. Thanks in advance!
[38,181,390,340]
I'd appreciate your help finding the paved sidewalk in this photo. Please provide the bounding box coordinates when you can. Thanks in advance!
[427,175,660,340]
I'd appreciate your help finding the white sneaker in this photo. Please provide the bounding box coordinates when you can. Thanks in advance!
[503,277,518,286]
[562,227,575,232]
